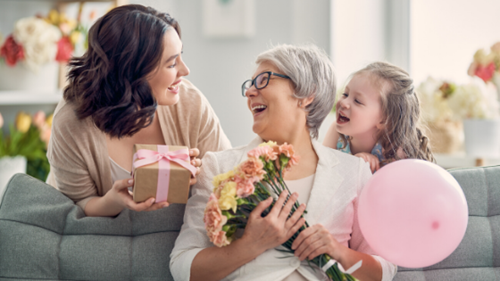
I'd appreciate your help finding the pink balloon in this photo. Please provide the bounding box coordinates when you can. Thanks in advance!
[357,159,468,268]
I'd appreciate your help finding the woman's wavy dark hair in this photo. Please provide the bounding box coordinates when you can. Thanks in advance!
[64,4,180,138]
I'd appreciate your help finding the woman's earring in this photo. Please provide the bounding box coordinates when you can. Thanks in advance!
[299,101,303,107]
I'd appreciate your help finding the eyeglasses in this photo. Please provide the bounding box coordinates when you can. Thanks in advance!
[241,71,291,97]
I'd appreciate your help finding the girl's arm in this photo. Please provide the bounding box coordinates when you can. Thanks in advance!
[323,122,340,149]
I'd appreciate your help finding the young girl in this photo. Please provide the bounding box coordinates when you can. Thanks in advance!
[323,61,434,173]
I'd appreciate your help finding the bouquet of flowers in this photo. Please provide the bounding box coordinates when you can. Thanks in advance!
[0,111,53,181]
[203,141,358,281]
[0,8,87,71]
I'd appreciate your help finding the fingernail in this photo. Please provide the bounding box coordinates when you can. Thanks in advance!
[150,198,155,204]
[128,179,133,184]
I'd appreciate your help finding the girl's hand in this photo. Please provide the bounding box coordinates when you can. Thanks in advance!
[241,191,306,254]
[189,148,202,185]
[291,224,346,262]
[354,152,380,173]
[107,178,169,212]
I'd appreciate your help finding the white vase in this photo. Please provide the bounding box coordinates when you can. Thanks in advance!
[0,62,59,92]
[0,156,27,201]
[463,119,500,158]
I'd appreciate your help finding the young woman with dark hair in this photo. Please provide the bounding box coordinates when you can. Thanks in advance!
[46,4,231,217]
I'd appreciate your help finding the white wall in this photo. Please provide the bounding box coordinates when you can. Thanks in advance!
[133,0,331,147]
[331,0,388,89]
[411,0,500,85]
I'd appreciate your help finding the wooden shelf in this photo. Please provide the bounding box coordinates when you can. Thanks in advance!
[0,91,62,105]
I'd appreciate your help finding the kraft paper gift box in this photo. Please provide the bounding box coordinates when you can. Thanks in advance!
[132,144,196,204]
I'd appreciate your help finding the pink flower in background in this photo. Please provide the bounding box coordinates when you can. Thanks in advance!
[474,62,496,83]
[40,125,51,148]
[32,111,46,130]
[55,36,74,62]
[0,35,25,66]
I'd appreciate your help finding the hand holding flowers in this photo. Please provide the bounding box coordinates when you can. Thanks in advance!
[203,141,359,281]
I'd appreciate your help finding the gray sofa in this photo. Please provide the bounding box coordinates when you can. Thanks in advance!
[0,165,499,280]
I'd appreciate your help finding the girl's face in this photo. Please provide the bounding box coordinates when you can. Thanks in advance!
[147,28,190,106]
[336,72,385,139]
[245,61,302,142]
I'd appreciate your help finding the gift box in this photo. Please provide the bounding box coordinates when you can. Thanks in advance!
[132,144,196,204]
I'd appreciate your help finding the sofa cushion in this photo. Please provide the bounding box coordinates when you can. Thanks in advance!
[0,173,185,281]
[394,165,500,281]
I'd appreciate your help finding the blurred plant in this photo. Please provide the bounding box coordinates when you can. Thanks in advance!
[0,8,87,71]
[418,76,499,122]
[0,111,52,181]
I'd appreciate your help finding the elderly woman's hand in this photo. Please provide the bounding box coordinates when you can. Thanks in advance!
[241,191,307,254]
[189,148,202,185]
[291,224,347,262]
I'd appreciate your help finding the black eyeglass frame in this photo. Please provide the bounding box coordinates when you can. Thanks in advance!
[241,71,291,97]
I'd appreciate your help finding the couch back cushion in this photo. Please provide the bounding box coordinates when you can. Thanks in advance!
[0,173,185,281]
[394,165,500,281]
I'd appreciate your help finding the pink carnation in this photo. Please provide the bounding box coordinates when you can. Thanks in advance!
[286,155,300,170]
[238,157,265,179]
[279,143,295,158]
[248,146,278,161]
[204,194,227,238]
[234,175,256,198]
[212,230,231,247]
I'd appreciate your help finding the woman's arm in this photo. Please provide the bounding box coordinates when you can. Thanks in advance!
[323,122,339,149]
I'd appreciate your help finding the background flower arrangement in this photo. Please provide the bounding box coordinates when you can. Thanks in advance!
[0,111,52,181]
[468,41,500,88]
[0,9,87,71]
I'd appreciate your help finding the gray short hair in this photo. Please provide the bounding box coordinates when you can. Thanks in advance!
[256,44,336,139]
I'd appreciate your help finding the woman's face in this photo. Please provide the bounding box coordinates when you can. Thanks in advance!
[245,61,304,142]
[147,28,189,106]
[335,72,385,139]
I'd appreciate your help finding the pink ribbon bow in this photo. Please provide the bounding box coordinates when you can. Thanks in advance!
[133,145,197,203]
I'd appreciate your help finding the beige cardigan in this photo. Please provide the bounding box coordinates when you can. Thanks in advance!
[47,79,232,209]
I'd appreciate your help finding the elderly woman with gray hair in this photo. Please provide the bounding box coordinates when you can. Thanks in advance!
[170,44,397,281]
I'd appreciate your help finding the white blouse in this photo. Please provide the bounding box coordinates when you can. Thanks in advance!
[109,157,131,183]
[283,174,315,281]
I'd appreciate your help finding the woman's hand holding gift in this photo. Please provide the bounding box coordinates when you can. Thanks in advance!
[86,178,169,217]
[189,148,202,185]
[241,191,307,254]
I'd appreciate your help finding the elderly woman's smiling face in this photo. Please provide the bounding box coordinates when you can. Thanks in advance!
[245,61,305,142]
